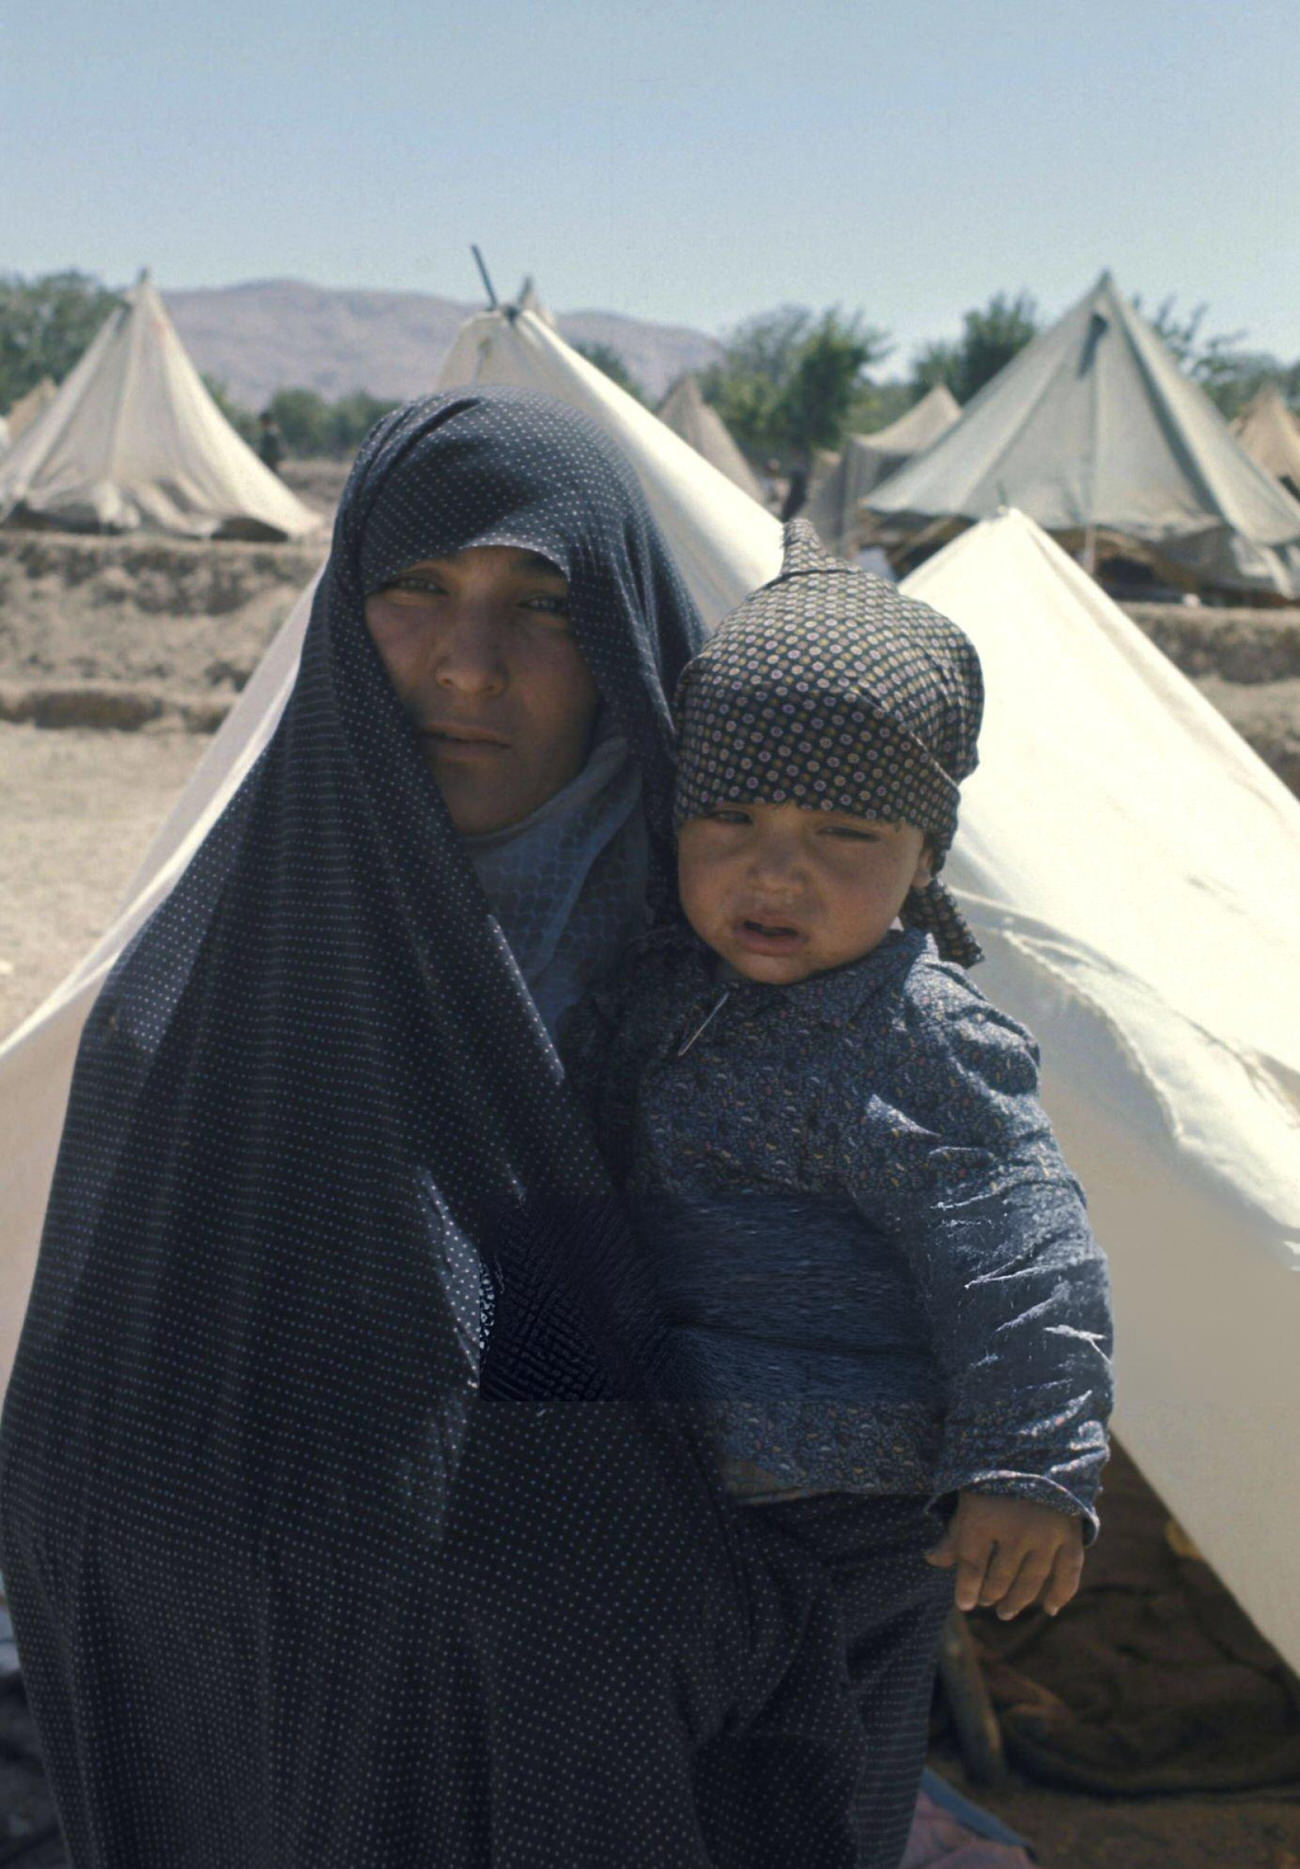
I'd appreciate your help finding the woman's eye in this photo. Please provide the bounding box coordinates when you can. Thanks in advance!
[384,577,444,600]
[707,808,751,825]
[522,594,572,621]
[820,825,879,843]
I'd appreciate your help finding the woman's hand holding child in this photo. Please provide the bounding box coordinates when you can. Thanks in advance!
[926,1492,1085,1619]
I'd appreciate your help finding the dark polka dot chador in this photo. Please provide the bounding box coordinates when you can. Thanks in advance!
[0,391,885,1867]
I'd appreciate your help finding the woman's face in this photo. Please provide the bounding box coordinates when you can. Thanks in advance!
[365,545,601,836]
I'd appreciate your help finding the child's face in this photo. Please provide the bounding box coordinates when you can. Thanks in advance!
[677,800,934,985]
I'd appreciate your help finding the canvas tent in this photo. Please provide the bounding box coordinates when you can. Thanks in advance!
[864,273,1300,600]
[0,274,320,541]
[1234,385,1300,500]
[656,374,765,502]
[3,305,1299,1687]
[2,378,57,447]
[808,385,961,557]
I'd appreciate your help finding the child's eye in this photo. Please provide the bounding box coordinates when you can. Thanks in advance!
[819,825,881,843]
[705,807,753,825]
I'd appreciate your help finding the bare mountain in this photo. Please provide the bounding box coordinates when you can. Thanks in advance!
[165,280,722,410]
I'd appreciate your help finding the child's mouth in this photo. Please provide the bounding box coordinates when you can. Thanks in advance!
[733,919,806,956]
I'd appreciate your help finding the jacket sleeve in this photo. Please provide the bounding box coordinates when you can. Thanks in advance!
[847,974,1114,1535]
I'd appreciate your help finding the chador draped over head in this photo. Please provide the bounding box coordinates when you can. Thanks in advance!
[0,390,875,1867]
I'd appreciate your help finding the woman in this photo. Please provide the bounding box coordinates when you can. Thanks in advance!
[0,390,870,1867]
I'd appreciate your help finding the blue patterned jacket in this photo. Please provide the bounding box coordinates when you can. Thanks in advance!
[561,924,1113,1530]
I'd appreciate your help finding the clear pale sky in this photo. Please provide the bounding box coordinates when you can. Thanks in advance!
[5,0,1297,368]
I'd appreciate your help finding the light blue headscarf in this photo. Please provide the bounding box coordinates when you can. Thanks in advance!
[464,724,648,1038]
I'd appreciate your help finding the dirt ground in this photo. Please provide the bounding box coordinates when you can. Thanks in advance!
[2,516,1300,1864]
[1124,600,1300,794]
[0,724,206,1038]
[930,1749,1300,1869]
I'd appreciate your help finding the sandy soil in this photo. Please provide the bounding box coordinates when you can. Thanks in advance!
[0,724,206,1040]
[0,530,317,729]
[278,455,352,515]
[1122,602,1300,789]
[0,518,325,1037]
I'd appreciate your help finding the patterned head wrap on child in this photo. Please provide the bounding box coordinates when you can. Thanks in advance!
[674,518,984,967]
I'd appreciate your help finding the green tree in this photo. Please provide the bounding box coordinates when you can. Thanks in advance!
[782,312,891,465]
[267,387,332,456]
[911,339,962,397]
[327,390,401,453]
[913,290,1039,404]
[844,378,918,436]
[0,270,121,409]
[710,305,812,390]
[701,305,892,469]
[573,341,646,404]
[224,385,401,459]
[1132,294,1295,419]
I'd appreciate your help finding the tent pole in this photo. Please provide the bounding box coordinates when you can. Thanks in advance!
[470,247,499,311]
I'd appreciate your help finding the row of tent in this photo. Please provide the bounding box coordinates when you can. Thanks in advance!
[1234,382,1300,499]
[804,274,1300,601]
[6,267,1300,604]
[805,382,964,556]
[2,298,1299,1693]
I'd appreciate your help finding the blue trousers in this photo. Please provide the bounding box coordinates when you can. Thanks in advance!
[733,1493,954,1869]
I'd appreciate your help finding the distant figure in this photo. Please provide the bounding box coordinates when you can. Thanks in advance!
[779,462,808,521]
[764,457,785,513]
[257,410,284,476]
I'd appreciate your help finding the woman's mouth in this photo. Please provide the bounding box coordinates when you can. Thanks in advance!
[732,918,807,956]
[421,724,510,757]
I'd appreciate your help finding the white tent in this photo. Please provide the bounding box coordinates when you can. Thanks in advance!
[864,383,963,462]
[808,384,961,556]
[1234,385,1300,499]
[865,274,1300,600]
[656,375,766,503]
[0,274,320,541]
[1,378,56,448]
[3,308,1299,1678]
[910,513,1300,1670]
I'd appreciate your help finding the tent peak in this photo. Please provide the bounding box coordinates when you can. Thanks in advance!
[0,275,320,540]
[507,278,557,330]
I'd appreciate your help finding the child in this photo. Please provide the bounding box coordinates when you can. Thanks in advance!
[561,520,1113,1869]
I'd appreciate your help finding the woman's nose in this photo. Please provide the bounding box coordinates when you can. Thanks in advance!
[432,611,507,696]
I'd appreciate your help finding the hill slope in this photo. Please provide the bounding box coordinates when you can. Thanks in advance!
[165,280,722,408]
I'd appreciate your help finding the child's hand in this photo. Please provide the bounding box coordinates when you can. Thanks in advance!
[925,1491,1085,1620]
